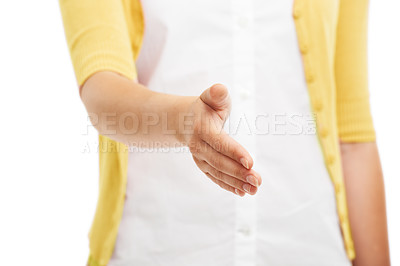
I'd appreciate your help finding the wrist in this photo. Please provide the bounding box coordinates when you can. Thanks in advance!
[174,96,197,146]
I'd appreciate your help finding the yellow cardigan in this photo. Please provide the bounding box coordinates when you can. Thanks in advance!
[59,0,376,265]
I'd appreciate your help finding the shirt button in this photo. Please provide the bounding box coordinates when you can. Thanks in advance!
[341,220,349,230]
[326,154,336,165]
[306,72,315,83]
[238,225,252,236]
[293,9,301,19]
[300,43,309,54]
[334,182,342,194]
[339,210,347,222]
[314,101,323,112]
[320,125,329,138]
[237,16,249,29]
[239,89,251,100]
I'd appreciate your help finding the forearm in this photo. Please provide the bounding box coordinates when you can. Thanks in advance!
[340,142,390,266]
[81,71,196,146]
[81,74,261,196]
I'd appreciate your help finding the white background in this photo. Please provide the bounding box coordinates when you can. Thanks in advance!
[0,1,398,265]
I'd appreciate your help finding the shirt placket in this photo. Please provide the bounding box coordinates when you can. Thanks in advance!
[231,0,257,266]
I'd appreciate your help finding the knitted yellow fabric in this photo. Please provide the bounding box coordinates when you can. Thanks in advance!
[59,0,375,265]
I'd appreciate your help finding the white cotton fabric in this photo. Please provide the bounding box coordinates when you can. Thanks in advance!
[108,0,351,265]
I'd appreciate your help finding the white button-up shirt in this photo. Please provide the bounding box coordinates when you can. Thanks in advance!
[109,0,351,265]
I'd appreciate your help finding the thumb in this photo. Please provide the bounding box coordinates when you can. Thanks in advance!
[200,84,231,115]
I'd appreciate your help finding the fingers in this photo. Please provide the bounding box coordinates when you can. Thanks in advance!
[192,140,261,187]
[206,173,246,197]
[201,129,255,171]
[193,157,257,196]
[199,84,251,169]
[193,83,261,196]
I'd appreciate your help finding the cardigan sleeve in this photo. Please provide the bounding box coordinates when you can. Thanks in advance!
[59,0,136,86]
[334,0,376,142]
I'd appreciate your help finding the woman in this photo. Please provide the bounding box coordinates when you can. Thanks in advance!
[59,0,390,265]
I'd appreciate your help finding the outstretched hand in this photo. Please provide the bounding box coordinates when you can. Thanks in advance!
[185,84,262,196]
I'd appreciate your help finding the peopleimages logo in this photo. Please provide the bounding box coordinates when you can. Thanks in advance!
[82,111,317,136]
[81,111,317,153]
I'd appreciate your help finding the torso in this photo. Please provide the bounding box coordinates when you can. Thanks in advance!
[108,1,351,265]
